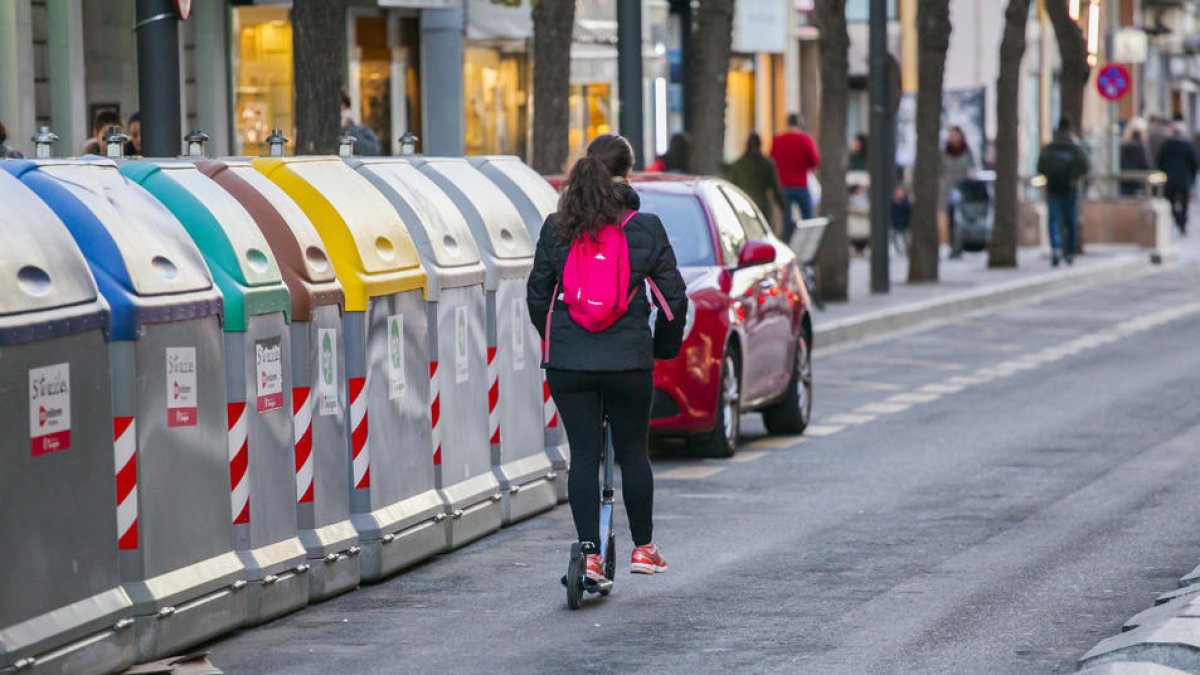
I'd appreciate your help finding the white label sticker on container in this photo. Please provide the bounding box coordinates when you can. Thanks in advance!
[256,336,284,413]
[388,315,405,399]
[166,347,198,427]
[318,328,339,416]
[455,305,469,384]
[512,300,525,371]
[29,362,71,456]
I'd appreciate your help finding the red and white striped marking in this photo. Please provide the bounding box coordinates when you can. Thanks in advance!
[114,416,138,550]
[293,386,314,503]
[487,347,501,445]
[543,378,558,429]
[227,401,250,524]
[349,377,370,489]
[430,361,441,465]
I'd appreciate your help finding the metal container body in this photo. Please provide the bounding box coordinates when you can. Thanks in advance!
[290,307,361,601]
[344,290,450,582]
[117,318,247,662]
[224,313,309,625]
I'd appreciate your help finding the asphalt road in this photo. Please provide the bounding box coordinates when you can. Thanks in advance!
[208,264,1200,675]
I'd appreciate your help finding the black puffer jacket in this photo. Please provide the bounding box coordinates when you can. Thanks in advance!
[527,186,689,372]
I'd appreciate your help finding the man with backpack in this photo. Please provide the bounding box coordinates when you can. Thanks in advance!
[1156,119,1198,235]
[1037,117,1091,266]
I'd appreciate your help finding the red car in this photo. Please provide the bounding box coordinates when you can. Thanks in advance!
[632,175,813,457]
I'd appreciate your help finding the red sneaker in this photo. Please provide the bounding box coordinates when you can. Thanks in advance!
[630,543,668,574]
[585,554,607,582]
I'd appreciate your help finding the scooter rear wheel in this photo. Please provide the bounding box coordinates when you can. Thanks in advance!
[566,543,585,609]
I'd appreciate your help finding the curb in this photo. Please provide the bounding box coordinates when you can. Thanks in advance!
[1078,565,1200,671]
[813,254,1156,349]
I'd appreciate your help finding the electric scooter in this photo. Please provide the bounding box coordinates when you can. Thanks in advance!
[562,416,615,609]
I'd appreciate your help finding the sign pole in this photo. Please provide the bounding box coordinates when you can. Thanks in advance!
[1108,0,1119,187]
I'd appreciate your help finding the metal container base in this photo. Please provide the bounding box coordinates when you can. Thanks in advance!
[298,520,362,602]
[496,452,558,526]
[353,489,450,583]
[0,588,135,675]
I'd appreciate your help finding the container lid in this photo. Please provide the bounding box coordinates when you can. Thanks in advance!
[254,157,425,312]
[352,159,482,269]
[198,158,344,320]
[1,159,221,340]
[469,155,559,224]
[0,171,100,317]
[413,157,534,261]
[122,161,291,329]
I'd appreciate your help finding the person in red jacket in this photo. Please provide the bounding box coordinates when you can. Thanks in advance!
[771,113,821,243]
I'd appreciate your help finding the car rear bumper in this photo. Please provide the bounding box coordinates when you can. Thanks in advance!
[649,345,722,436]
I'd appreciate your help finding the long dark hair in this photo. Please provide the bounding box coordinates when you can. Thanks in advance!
[663,132,690,172]
[557,134,634,243]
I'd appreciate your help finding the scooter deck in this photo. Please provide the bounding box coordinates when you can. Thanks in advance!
[560,575,614,594]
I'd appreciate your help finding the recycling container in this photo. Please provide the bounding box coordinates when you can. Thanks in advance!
[0,170,135,674]
[412,158,556,526]
[352,157,554,528]
[4,158,245,662]
[199,157,361,602]
[122,160,309,626]
[469,155,569,503]
[255,156,467,578]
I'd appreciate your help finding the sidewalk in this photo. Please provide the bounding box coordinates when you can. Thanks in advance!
[811,242,1169,349]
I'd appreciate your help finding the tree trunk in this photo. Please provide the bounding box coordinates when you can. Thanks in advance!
[908,0,951,283]
[813,0,850,301]
[688,0,735,175]
[531,0,575,174]
[988,0,1032,269]
[293,0,347,155]
[1045,0,1089,133]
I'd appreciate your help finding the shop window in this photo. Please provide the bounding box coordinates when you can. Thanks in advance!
[464,48,528,157]
[569,83,613,155]
[234,7,294,156]
[355,16,393,155]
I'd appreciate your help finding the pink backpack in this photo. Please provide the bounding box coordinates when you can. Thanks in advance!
[543,210,673,361]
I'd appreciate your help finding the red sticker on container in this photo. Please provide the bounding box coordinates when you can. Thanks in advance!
[29,363,71,455]
[167,347,198,427]
[256,336,284,413]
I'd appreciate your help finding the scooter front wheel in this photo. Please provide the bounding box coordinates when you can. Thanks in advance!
[566,543,585,609]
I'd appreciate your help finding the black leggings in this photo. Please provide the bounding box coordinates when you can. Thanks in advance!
[546,368,655,547]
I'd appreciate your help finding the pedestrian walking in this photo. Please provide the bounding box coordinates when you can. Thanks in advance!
[527,134,688,584]
[891,184,911,255]
[124,111,142,156]
[1156,121,1198,235]
[771,113,821,243]
[940,126,977,259]
[1036,117,1090,267]
[81,110,120,155]
[848,133,869,172]
[727,132,787,234]
[1118,120,1152,196]
[0,121,24,158]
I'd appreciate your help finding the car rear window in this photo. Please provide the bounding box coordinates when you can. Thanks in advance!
[635,191,715,266]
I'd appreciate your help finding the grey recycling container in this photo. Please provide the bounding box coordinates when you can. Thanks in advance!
[468,155,569,503]
[7,158,246,662]
[200,157,361,602]
[123,159,310,626]
[348,156,526,542]
[414,157,557,526]
[0,169,136,675]
[255,156,459,578]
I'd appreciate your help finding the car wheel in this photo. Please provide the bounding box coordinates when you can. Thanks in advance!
[762,333,812,435]
[690,353,740,458]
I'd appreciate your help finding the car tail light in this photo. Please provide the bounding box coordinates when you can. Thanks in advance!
[682,301,697,342]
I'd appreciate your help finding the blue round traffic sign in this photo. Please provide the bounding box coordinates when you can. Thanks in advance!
[1097,64,1131,101]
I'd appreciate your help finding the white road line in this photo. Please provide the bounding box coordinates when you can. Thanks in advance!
[746,435,807,449]
[727,450,769,463]
[822,378,906,392]
[805,424,847,437]
[856,402,912,415]
[887,391,942,404]
[919,383,964,395]
[823,413,878,425]
[852,355,968,371]
[657,466,726,480]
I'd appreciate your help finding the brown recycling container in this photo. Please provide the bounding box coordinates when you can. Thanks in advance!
[198,158,362,602]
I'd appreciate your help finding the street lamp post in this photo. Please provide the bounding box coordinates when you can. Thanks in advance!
[869,0,891,293]
[134,0,181,157]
